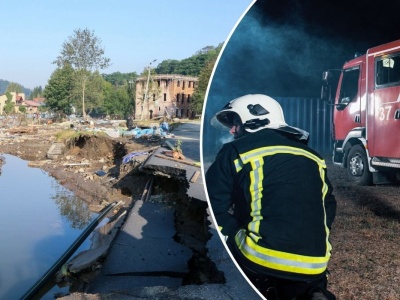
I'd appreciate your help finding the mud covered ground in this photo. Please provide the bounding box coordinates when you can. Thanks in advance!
[325,160,400,300]
[0,122,219,297]
[0,124,154,211]
[0,124,399,299]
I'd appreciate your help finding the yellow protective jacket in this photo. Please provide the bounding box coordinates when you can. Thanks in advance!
[206,128,336,281]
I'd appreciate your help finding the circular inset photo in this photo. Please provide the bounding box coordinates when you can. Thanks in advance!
[202,1,400,299]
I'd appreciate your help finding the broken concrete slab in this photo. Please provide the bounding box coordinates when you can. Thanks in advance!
[65,212,127,274]
[47,142,65,159]
[140,146,205,202]
[87,200,192,291]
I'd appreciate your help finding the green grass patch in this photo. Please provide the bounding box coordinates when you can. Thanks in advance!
[55,129,106,142]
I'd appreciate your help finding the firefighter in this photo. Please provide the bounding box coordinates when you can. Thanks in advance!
[205,94,336,300]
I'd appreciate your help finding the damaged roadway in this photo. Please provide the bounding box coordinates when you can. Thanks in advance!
[59,122,261,300]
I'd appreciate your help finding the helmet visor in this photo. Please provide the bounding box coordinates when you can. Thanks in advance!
[210,115,229,131]
[215,111,241,128]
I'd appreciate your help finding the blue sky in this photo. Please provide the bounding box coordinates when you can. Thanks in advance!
[0,0,254,90]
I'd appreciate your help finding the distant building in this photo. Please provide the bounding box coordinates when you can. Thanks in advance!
[23,100,42,114]
[33,97,46,105]
[0,92,25,114]
[135,74,198,120]
[0,93,45,115]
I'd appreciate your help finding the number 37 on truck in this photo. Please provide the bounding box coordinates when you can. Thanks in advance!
[321,39,400,185]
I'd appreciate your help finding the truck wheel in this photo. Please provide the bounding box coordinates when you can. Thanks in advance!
[347,144,372,186]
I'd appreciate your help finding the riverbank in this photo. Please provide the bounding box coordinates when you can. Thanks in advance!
[3,120,400,299]
[1,121,262,300]
[0,121,158,294]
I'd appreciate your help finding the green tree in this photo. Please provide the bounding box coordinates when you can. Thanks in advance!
[190,44,223,115]
[155,44,223,76]
[155,59,180,74]
[54,28,110,119]
[31,86,43,99]
[103,82,132,118]
[43,65,75,114]
[102,72,137,87]
[4,92,15,114]
[6,82,23,93]
[191,61,214,115]
[69,70,106,116]
[103,72,138,117]
[18,105,26,113]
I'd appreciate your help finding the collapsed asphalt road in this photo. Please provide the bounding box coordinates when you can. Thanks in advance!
[57,122,262,300]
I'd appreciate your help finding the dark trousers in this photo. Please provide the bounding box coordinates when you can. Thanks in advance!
[239,264,336,300]
[253,274,335,300]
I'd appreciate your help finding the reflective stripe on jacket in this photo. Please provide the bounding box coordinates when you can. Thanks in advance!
[233,145,332,275]
[206,128,336,280]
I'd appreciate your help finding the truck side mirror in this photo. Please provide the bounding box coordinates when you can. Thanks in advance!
[321,71,334,104]
[321,85,330,102]
[321,69,341,105]
[322,71,332,81]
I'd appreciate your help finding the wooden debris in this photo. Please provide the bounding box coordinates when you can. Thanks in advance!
[155,153,199,167]
[190,170,201,183]
[7,126,38,134]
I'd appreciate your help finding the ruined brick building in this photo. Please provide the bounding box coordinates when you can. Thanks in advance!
[135,74,198,120]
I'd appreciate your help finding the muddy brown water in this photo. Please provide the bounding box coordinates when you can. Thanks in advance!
[0,154,99,300]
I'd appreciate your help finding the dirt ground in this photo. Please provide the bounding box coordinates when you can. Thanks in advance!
[326,162,400,300]
[0,122,220,296]
[0,124,155,212]
[1,124,399,299]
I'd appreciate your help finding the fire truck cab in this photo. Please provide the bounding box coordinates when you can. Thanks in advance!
[322,39,400,185]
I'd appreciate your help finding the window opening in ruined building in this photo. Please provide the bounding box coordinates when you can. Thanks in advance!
[188,81,192,88]
[187,95,191,103]
[182,81,185,90]
[164,93,167,101]
[177,94,180,102]
[157,80,161,87]
[182,94,185,103]
[177,80,180,87]
[181,108,184,116]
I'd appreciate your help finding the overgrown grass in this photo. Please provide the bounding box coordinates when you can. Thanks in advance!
[55,129,106,142]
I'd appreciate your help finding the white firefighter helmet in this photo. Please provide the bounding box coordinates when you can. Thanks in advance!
[215,94,287,133]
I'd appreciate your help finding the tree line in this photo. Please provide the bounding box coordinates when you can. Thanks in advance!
[1,28,222,120]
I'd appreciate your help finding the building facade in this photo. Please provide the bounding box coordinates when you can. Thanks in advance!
[135,74,198,120]
[0,92,25,115]
[0,93,45,115]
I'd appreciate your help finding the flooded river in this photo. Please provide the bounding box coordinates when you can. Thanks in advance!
[0,154,97,299]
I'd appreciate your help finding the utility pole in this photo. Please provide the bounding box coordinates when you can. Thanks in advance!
[128,79,135,119]
[141,59,157,120]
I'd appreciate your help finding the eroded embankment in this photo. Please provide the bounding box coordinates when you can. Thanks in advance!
[55,134,225,296]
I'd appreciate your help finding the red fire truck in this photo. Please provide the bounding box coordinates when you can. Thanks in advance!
[322,39,400,185]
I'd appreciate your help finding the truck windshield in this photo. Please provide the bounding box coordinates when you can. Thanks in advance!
[338,67,360,107]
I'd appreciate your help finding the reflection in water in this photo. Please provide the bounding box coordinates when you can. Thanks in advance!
[0,154,96,299]
[52,183,92,229]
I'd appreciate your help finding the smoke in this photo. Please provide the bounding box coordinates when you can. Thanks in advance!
[202,0,400,163]
[202,3,350,163]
